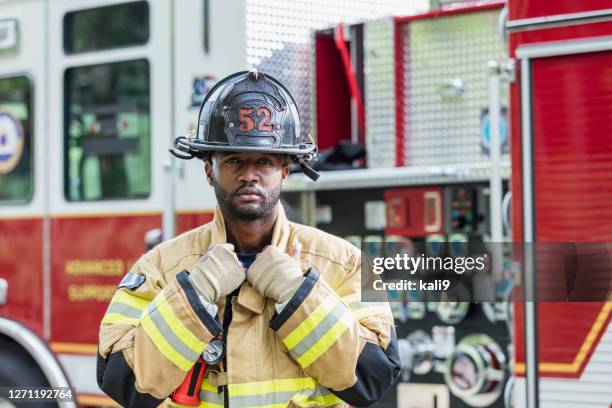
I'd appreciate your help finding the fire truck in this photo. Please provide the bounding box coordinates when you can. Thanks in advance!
[0,0,610,408]
[508,1,612,407]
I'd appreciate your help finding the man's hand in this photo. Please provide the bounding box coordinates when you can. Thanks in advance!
[247,242,304,303]
[189,244,246,304]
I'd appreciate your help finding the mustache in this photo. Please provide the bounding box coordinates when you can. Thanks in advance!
[232,184,265,197]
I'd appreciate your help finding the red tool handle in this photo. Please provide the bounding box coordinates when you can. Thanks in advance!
[172,357,207,406]
[335,23,366,141]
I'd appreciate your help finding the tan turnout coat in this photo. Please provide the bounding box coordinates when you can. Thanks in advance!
[98,204,395,407]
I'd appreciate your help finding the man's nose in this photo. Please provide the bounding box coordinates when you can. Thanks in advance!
[238,161,260,184]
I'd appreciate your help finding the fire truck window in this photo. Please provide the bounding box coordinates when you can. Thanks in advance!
[64,1,149,54]
[64,59,150,201]
[0,76,33,203]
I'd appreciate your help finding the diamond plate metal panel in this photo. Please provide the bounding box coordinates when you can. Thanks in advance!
[400,10,507,166]
[364,19,396,168]
[246,0,428,140]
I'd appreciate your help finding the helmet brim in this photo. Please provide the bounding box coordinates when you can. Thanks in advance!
[182,139,317,158]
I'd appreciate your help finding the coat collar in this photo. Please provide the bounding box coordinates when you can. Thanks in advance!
[210,203,293,252]
[210,203,294,315]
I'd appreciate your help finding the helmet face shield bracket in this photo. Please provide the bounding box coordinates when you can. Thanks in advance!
[170,70,320,181]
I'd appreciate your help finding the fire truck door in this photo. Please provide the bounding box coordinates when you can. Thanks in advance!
[45,0,173,399]
[516,39,612,408]
[0,0,47,337]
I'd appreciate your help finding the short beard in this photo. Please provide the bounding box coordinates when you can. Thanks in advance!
[213,180,282,221]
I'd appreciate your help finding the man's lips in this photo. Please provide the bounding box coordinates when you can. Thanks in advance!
[236,187,261,196]
[236,194,260,201]
[235,188,262,202]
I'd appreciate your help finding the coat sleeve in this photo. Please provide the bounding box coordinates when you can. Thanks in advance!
[96,250,223,407]
[269,252,400,406]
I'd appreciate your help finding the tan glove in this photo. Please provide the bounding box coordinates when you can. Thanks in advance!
[247,242,304,303]
[189,244,246,304]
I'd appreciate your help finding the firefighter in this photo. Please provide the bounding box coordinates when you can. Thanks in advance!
[97,70,400,407]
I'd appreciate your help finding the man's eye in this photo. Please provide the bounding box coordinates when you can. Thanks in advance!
[257,158,272,165]
[226,158,240,164]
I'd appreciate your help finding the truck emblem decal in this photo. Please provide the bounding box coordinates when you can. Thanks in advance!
[0,110,24,175]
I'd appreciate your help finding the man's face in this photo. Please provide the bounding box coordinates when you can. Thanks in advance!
[205,151,289,221]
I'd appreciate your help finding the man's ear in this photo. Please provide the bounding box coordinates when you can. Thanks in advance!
[281,163,290,184]
[204,160,214,186]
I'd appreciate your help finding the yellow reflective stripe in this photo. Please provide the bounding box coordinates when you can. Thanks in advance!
[228,377,317,396]
[101,313,139,325]
[141,314,192,371]
[201,378,217,392]
[197,402,224,408]
[312,392,343,405]
[101,290,151,325]
[283,295,337,349]
[198,378,224,407]
[224,378,341,408]
[155,296,206,355]
[111,290,150,311]
[288,303,346,359]
[293,392,343,407]
[297,311,354,368]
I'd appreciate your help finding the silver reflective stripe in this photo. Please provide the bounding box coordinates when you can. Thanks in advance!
[230,388,329,408]
[224,383,339,408]
[314,385,334,397]
[230,390,301,407]
[199,389,224,406]
[289,303,346,359]
[106,303,142,319]
[308,385,337,401]
[147,307,200,362]
[294,386,342,406]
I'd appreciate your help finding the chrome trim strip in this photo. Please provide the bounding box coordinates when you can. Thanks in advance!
[520,56,539,408]
[507,8,612,32]
[42,0,52,343]
[516,35,612,59]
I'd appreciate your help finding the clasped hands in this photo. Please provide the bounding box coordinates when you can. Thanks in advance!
[189,243,304,305]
